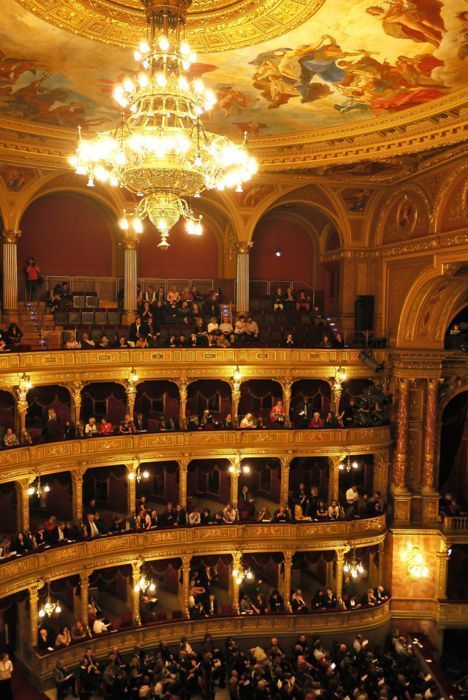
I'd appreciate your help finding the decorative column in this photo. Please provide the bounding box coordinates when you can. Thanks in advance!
[181,554,191,618]
[373,451,390,496]
[131,559,142,625]
[328,455,342,502]
[178,378,189,430]
[436,544,450,600]
[422,378,441,523]
[283,550,294,612]
[79,571,90,631]
[282,379,293,428]
[392,377,411,523]
[230,378,241,428]
[2,229,21,312]
[28,582,41,648]
[178,456,189,508]
[15,377,30,440]
[229,456,240,507]
[235,242,252,314]
[70,381,83,424]
[123,231,140,322]
[15,477,32,532]
[378,540,386,589]
[335,548,349,602]
[331,380,343,415]
[280,456,292,506]
[127,462,137,515]
[126,373,137,417]
[71,469,84,522]
[231,551,242,614]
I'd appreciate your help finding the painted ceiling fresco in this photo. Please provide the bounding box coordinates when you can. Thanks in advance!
[0,0,467,138]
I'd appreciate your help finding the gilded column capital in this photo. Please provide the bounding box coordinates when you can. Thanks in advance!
[181,553,192,569]
[2,229,22,244]
[122,230,141,250]
[283,549,295,565]
[235,241,253,254]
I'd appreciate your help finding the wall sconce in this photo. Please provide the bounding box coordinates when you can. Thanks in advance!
[401,544,429,581]
[334,366,347,383]
[232,366,242,383]
[339,453,359,472]
[128,458,150,482]
[38,582,62,618]
[229,462,250,476]
[28,475,50,498]
[274,249,282,257]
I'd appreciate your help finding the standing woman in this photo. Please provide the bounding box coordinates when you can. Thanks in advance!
[0,651,14,700]
[25,257,42,303]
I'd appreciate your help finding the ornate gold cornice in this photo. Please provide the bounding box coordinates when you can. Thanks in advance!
[0,520,387,598]
[0,429,392,484]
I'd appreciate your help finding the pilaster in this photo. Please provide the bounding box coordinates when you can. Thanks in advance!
[229,456,240,507]
[283,550,294,613]
[280,456,292,506]
[422,378,442,524]
[328,455,342,502]
[231,551,242,614]
[235,242,252,314]
[28,582,41,648]
[178,456,189,508]
[131,559,142,625]
[71,469,84,522]
[181,554,191,619]
[15,477,32,532]
[2,229,21,313]
[79,571,90,631]
[123,231,140,322]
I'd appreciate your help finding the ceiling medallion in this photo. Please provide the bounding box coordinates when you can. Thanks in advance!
[16,0,326,51]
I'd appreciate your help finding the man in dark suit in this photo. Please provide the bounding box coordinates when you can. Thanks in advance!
[128,315,150,343]
[134,412,147,432]
[205,593,218,616]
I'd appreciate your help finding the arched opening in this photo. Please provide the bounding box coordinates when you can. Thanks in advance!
[444,304,468,350]
[81,382,127,424]
[238,379,283,427]
[187,459,231,514]
[135,461,179,512]
[28,470,73,524]
[0,482,17,539]
[237,458,280,520]
[439,391,468,500]
[186,380,231,427]
[289,457,330,509]
[83,465,128,520]
[0,390,15,438]
[290,380,331,427]
[239,552,284,613]
[138,557,183,621]
[18,192,116,301]
[25,385,71,443]
[135,381,180,431]
[189,554,232,617]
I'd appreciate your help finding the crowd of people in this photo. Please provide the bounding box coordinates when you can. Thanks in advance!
[0,480,384,563]
[38,628,441,699]
[0,391,390,449]
[0,323,24,352]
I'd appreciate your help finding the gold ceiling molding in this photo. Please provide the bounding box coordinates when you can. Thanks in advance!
[15,0,326,51]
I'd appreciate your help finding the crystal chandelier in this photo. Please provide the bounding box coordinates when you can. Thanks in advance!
[39,583,62,619]
[70,0,257,250]
[229,462,250,477]
[128,458,150,483]
[343,550,365,579]
[134,574,157,594]
[232,559,254,585]
[339,453,359,472]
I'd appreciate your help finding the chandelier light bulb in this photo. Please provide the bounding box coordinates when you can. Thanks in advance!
[242,465,251,474]
[159,35,170,51]
[180,42,190,55]
[142,470,150,479]
[134,50,142,61]
[87,177,95,187]
[139,40,150,53]
[119,217,129,230]
[38,609,45,618]
[28,486,35,496]
[128,471,135,480]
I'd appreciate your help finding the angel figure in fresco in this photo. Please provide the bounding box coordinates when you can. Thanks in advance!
[214,86,253,117]
[232,121,268,136]
[250,49,299,108]
[366,0,446,47]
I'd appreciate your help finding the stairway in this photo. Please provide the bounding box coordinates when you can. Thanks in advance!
[13,302,61,350]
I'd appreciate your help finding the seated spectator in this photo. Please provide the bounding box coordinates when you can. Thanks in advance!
[327,499,343,520]
[119,414,136,434]
[309,411,323,429]
[323,587,338,609]
[240,594,255,614]
[362,587,378,607]
[284,333,295,348]
[320,335,333,348]
[367,490,385,515]
[84,513,100,538]
[55,626,72,648]
[188,507,201,526]
[257,506,272,523]
[221,413,233,430]
[341,399,357,427]
[116,335,129,349]
[345,594,362,610]
[136,336,149,348]
[283,287,295,310]
[239,412,256,429]
[273,505,291,523]
[324,410,341,428]
[223,503,237,524]
[374,585,389,603]
[65,334,81,349]
[333,332,345,348]
[5,323,23,347]
[291,589,308,613]
[99,417,114,435]
[93,612,112,634]
[294,503,312,522]
[245,316,259,340]
[84,416,98,437]
[269,589,284,612]
[295,290,310,312]
[216,334,230,348]
[219,316,233,338]
[311,304,323,319]
[2,427,19,448]
[272,287,284,311]
[81,332,95,349]
[316,500,328,519]
[207,317,219,334]
[270,399,286,427]
[234,315,248,342]
[166,285,180,308]
[38,627,53,651]
[98,335,110,349]
[71,620,87,641]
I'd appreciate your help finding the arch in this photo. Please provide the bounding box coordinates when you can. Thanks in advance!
[438,390,468,496]
[371,183,432,247]
[396,258,468,349]
[433,161,468,234]
[250,208,319,288]
[245,183,352,246]
[18,191,118,278]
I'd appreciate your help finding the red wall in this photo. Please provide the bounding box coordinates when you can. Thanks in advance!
[250,218,314,283]
[18,193,114,276]
[139,219,218,278]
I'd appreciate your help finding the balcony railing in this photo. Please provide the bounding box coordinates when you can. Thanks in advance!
[0,518,387,597]
[23,602,391,688]
[443,515,468,531]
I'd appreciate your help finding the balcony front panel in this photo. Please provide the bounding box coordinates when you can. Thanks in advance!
[0,428,391,481]
[0,518,386,597]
